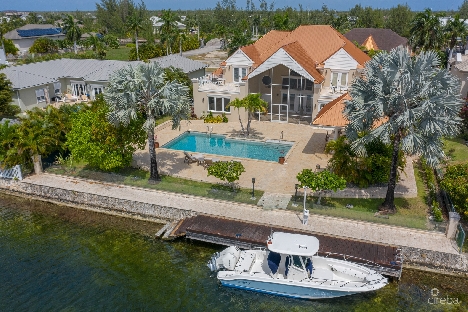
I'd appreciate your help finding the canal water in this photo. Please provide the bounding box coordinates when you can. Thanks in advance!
[0,193,466,312]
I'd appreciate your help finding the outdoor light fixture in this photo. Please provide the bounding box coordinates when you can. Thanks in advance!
[303,186,309,225]
[293,183,299,207]
[251,178,256,200]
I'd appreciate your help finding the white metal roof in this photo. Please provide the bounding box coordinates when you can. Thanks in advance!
[151,54,207,74]
[268,232,319,257]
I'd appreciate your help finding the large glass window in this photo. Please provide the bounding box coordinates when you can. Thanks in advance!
[331,72,348,87]
[71,81,86,96]
[208,96,230,112]
[282,77,313,91]
[35,88,45,103]
[233,67,247,82]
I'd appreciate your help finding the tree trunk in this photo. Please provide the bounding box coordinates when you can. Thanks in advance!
[238,110,246,135]
[148,128,160,182]
[135,31,139,61]
[73,40,77,54]
[246,111,251,136]
[380,131,401,212]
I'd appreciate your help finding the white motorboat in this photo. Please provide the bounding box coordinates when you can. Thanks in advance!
[207,232,388,299]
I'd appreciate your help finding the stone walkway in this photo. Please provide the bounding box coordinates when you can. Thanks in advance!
[23,173,457,254]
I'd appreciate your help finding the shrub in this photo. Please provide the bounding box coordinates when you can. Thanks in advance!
[29,38,58,54]
[296,169,346,205]
[207,160,245,190]
[432,199,443,222]
[325,136,405,188]
[129,43,164,61]
[440,163,468,220]
[203,111,228,123]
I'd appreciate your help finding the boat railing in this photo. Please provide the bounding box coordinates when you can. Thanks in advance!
[318,251,390,269]
[303,276,383,288]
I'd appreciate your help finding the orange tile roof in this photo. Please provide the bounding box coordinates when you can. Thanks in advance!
[213,67,223,76]
[239,25,370,83]
[313,93,350,127]
[313,92,388,128]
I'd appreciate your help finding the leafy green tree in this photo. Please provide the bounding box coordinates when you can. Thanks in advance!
[0,73,14,117]
[385,4,413,38]
[128,43,164,61]
[104,34,119,49]
[67,96,146,171]
[459,0,468,19]
[2,39,19,56]
[62,14,82,54]
[207,160,245,190]
[296,169,346,205]
[159,9,179,55]
[409,8,444,51]
[325,136,405,188]
[29,38,58,54]
[0,119,19,167]
[227,29,252,56]
[104,62,191,181]
[344,46,463,212]
[228,93,267,136]
[85,34,107,59]
[126,13,144,61]
[163,66,193,99]
[445,14,467,64]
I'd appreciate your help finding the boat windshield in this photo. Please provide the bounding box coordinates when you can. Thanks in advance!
[267,251,281,274]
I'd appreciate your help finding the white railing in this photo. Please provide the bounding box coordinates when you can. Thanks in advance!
[0,164,23,180]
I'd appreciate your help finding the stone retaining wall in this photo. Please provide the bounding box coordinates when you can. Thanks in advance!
[402,246,468,275]
[0,178,196,221]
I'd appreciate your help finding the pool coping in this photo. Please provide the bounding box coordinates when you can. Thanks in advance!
[160,130,297,164]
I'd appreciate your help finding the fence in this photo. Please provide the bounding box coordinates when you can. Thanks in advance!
[0,165,23,180]
[456,224,466,253]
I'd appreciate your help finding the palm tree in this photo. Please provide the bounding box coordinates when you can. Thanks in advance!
[104,63,191,181]
[228,93,267,136]
[126,14,144,61]
[445,14,467,66]
[409,8,444,51]
[62,14,82,54]
[344,46,463,213]
[159,10,179,55]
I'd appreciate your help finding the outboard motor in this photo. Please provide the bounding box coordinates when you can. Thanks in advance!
[207,246,241,272]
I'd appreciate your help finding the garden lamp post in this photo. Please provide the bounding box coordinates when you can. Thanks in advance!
[292,184,299,207]
[303,186,309,225]
[251,178,256,200]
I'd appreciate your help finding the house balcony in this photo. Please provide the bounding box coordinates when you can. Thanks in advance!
[196,76,241,94]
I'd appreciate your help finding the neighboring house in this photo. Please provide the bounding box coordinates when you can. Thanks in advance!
[150,16,186,34]
[192,25,370,123]
[344,28,408,52]
[0,59,139,111]
[151,54,207,80]
[4,24,65,53]
[0,56,208,111]
[450,53,468,98]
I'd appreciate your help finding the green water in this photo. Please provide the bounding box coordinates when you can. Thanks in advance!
[0,194,466,312]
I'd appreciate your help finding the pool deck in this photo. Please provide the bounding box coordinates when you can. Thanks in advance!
[133,120,417,199]
[133,120,330,195]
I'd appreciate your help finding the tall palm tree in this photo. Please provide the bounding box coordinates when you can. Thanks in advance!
[62,14,82,54]
[160,10,179,55]
[409,8,444,51]
[104,63,191,181]
[344,46,463,212]
[126,14,144,61]
[445,14,467,65]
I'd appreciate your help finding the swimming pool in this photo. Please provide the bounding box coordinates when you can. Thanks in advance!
[162,131,293,162]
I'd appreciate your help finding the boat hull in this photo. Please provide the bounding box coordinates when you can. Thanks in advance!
[219,278,358,299]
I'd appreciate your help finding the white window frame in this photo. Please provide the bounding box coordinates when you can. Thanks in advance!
[90,84,104,99]
[70,80,86,97]
[35,88,46,103]
[233,67,248,83]
[281,76,313,91]
[331,71,348,88]
[208,96,230,113]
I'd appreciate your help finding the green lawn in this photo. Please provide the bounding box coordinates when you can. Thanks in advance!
[443,137,468,165]
[45,164,263,206]
[287,166,430,230]
[106,47,132,61]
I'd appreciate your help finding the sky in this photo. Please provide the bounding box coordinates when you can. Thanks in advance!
[0,0,462,12]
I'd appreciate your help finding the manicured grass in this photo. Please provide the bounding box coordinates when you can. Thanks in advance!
[443,137,468,165]
[106,47,132,61]
[45,164,263,206]
[287,165,430,230]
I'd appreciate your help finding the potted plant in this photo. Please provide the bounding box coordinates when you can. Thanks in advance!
[278,149,285,164]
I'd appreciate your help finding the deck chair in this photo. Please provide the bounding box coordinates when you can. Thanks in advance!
[184,151,199,164]
[80,94,89,102]
[203,158,213,169]
[65,93,78,103]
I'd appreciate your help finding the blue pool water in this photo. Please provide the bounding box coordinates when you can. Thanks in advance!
[162,132,293,162]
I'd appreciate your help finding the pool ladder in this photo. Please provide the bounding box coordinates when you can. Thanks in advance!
[207,126,213,137]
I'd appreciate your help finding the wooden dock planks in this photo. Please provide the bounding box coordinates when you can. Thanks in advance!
[172,214,402,277]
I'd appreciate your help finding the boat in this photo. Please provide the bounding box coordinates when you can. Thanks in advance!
[207,232,388,299]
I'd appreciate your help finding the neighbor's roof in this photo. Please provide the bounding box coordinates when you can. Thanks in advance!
[344,28,408,52]
[0,59,141,90]
[268,232,319,257]
[4,24,63,40]
[239,25,370,83]
[313,93,351,127]
[151,54,207,74]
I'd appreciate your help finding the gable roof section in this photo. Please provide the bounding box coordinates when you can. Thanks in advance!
[362,35,379,51]
[344,28,408,52]
[313,93,350,127]
[282,42,324,83]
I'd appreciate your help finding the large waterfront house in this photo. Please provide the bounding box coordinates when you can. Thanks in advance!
[191,25,370,124]
[1,56,206,111]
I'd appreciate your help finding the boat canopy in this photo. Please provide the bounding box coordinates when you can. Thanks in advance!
[268,232,319,257]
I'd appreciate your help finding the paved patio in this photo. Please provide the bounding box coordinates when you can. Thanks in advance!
[133,120,417,198]
[133,120,331,195]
